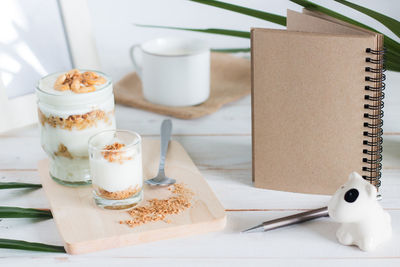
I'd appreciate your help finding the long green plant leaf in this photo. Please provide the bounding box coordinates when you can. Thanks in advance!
[386,60,400,72]
[189,0,286,26]
[290,0,400,71]
[291,0,376,31]
[0,207,52,219]
[135,24,250,38]
[0,182,42,190]
[386,50,400,67]
[290,0,400,50]
[0,239,65,253]
[135,0,399,71]
[335,0,400,38]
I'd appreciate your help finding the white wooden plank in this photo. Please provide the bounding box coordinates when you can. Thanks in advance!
[0,96,251,138]
[1,210,400,259]
[1,133,400,170]
[115,98,251,136]
[204,168,400,210]
[374,169,400,209]
[78,209,400,259]
[0,171,50,209]
[1,169,399,213]
[0,136,251,170]
[0,258,399,267]
[0,136,46,169]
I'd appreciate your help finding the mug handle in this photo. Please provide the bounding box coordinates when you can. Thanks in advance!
[130,44,143,79]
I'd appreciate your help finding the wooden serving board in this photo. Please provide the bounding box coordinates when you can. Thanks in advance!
[39,139,226,254]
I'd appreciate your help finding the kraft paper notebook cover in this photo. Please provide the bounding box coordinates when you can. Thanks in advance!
[251,10,384,195]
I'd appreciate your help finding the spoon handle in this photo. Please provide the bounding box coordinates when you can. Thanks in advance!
[158,119,172,175]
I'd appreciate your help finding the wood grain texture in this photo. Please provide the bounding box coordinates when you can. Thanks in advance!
[38,139,226,254]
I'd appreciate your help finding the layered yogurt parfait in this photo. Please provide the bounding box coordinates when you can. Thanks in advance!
[36,69,116,186]
[89,130,143,209]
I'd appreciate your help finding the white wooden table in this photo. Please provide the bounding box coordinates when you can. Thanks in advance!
[1,71,400,266]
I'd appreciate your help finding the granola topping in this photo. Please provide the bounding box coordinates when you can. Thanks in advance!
[54,143,73,159]
[120,183,194,228]
[98,185,141,200]
[101,142,132,163]
[53,69,106,94]
[38,109,113,130]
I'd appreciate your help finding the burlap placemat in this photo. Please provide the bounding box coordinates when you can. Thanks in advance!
[114,52,250,119]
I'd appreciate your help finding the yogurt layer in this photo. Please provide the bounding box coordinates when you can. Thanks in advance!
[91,153,143,192]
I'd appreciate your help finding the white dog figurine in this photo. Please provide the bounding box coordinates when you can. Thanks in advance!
[328,172,392,251]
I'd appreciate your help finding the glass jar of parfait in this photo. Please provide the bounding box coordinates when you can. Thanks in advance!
[89,130,143,210]
[36,69,116,186]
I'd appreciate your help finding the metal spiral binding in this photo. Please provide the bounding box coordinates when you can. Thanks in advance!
[363,48,385,188]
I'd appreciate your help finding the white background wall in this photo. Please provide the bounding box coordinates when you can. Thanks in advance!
[1,0,72,98]
[87,0,400,81]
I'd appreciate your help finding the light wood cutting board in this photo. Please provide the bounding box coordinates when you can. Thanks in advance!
[39,139,226,254]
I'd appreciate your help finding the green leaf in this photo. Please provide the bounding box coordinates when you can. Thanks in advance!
[335,0,400,38]
[0,182,42,190]
[386,50,400,67]
[387,46,400,58]
[0,239,65,253]
[0,206,52,219]
[383,38,400,57]
[291,0,375,31]
[211,47,251,53]
[189,0,286,26]
[289,0,400,50]
[134,24,250,38]
[290,0,400,72]
[386,59,400,72]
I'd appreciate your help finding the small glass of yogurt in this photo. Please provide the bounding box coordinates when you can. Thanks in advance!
[36,69,116,186]
[89,130,143,210]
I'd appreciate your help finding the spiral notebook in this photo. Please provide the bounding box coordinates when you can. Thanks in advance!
[251,10,385,195]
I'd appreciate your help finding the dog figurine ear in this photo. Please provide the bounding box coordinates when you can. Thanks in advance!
[365,183,377,199]
[348,171,363,181]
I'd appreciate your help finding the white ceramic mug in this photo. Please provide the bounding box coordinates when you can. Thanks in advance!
[130,37,210,107]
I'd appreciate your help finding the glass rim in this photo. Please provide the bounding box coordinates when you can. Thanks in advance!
[88,129,142,152]
[36,69,112,96]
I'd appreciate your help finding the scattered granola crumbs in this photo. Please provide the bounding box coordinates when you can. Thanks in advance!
[98,185,141,200]
[53,69,106,93]
[38,109,113,130]
[101,142,132,163]
[120,183,194,228]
